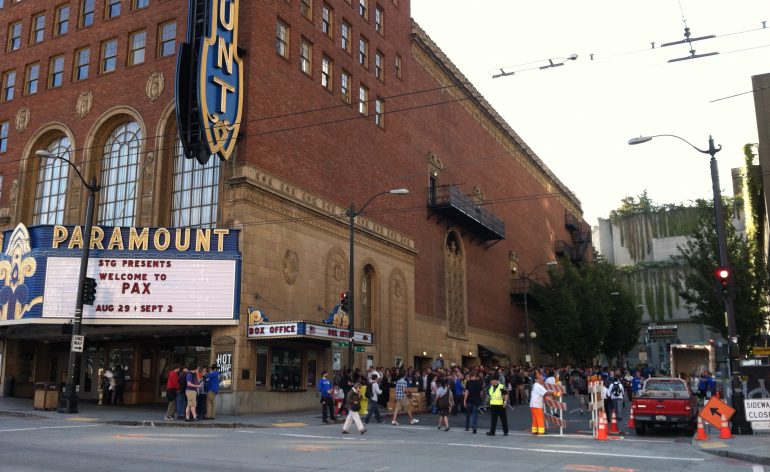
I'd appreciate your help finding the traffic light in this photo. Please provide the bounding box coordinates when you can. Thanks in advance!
[713,266,732,300]
[339,291,350,313]
[82,277,97,305]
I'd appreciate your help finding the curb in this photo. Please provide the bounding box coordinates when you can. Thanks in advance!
[0,410,47,419]
[692,438,770,466]
[104,420,269,429]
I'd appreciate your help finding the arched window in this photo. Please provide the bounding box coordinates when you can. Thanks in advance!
[171,138,219,228]
[360,264,376,331]
[33,136,71,225]
[98,121,141,226]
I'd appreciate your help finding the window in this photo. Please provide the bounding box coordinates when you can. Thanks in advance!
[255,348,267,387]
[340,70,351,103]
[300,0,311,20]
[299,38,312,76]
[98,121,141,226]
[81,0,95,27]
[74,47,89,80]
[374,4,383,34]
[128,30,146,65]
[25,63,39,94]
[275,19,288,58]
[374,97,384,127]
[340,20,350,53]
[1,70,15,102]
[358,36,368,67]
[158,21,176,57]
[55,5,70,36]
[106,0,121,18]
[133,0,148,9]
[270,348,302,390]
[321,3,332,38]
[101,39,117,72]
[321,55,332,91]
[171,138,220,228]
[358,84,368,115]
[374,50,383,80]
[31,14,45,44]
[49,56,64,88]
[358,0,367,19]
[8,22,22,51]
[0,121,7,153]
[395,53,402,79]
[33,137,71,225]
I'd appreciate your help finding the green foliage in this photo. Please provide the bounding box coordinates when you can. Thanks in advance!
[530,258,642,364]
[677,199,769,351]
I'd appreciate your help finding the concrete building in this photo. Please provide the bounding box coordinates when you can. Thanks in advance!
[0,0,588,413]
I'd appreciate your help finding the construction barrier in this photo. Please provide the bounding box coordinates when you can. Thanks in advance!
[695,416,708,441]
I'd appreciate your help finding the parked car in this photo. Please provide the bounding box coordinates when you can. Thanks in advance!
[631,377,698,435]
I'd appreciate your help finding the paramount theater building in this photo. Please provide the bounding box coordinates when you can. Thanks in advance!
[0,0,590,413]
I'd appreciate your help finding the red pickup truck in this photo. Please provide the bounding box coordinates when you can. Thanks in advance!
[631,377,698,435]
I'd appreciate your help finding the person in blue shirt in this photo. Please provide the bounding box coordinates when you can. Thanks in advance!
[705,371,717,399]
[205,364,220,420]
[317,370,336,423]
[631,371,643,398]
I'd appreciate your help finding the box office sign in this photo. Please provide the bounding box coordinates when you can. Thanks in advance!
[247,321,373,345]
[0,224,241,324]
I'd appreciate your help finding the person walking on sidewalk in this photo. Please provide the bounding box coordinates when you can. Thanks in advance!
[464,371,482,433]
[205,364,220,420]
[391,372,419,425]
[341,382,367,434]
[317,370,336,424]
[364,373,384,425]
[435,379,452,431]
[164,364,180,420]
[486,377,508,436]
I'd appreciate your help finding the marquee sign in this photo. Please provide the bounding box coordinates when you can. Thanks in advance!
[0,224,241,325]
[176,0,243,164]
[247,321,373,345]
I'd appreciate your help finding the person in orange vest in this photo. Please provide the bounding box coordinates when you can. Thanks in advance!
[530,372,553,435]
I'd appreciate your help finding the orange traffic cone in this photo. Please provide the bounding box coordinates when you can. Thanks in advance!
[596,413,608,441]
[695,416,708,441]
[719,414,732,439]
[610,410,620,434]
[627,408,636,428]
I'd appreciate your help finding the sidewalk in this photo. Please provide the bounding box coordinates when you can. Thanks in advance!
[693,431,770,466]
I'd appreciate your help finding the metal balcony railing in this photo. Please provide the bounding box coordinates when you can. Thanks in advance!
[428,185,505,241]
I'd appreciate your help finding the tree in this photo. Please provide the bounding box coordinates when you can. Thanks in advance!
[530,257,640,364]
[677,199,769,351]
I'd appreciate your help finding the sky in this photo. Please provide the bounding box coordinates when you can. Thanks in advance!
[410,0,770,226]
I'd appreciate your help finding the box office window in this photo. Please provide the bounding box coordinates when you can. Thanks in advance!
[270,348,302,390]
[255,348,267,387]
[306,352,317,388]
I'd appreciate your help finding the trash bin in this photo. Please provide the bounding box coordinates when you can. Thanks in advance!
[33,382,59,410]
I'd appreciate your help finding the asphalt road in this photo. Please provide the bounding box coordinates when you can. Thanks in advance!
[0,411,758,472]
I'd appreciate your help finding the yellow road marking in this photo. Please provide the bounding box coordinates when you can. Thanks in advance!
[273,422,306,427]
[698,441,729,449]
[66,417,99,422]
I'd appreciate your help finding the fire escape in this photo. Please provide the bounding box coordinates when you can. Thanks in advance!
[427,184,505,245]
[556,212,591,264]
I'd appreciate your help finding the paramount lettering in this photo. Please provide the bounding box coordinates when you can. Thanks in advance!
[51,225,229,253]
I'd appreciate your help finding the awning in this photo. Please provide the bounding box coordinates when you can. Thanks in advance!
[478,344,507,358]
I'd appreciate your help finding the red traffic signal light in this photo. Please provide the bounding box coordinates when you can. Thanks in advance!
[715,267,730,281]
[339,291,350,312]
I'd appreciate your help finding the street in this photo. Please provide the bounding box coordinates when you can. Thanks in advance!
[0,405,758,472]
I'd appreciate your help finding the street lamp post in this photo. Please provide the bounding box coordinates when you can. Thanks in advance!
[520,261,557,366]
[628,134,737,401]
[35,149,100,414]
[346,188,409,371]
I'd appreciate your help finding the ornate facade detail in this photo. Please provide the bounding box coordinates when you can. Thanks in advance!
[508,250,519,280]
[325,248,347,312]
[142,152,155,188]
[14,108,30,133]
[282,248,299,285]
[427,151,444,171]
[445,233,467,338]
[75,91,93,118]
[389,270,407,361]
[146,72,165,102]
[472,186,485,204]
[9,179,18,205]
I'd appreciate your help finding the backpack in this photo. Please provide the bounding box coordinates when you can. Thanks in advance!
[610,381,622,398]
[178,372,188,390]
[365,382,373,399]
[437,392,449,408]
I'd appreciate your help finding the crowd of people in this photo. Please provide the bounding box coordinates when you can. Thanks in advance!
[318,364,664,436]
[161,364,221,422]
